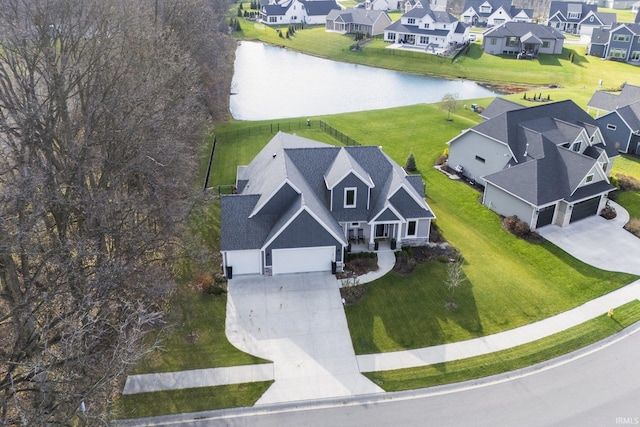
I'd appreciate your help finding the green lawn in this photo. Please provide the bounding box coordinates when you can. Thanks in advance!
[612,155,640,219]
[115,382,273,419]
[365,300,640,391]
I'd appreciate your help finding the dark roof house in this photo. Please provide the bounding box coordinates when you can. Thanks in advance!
[482,21,565,56]
[220,132,435,276]
[448,100,616,230]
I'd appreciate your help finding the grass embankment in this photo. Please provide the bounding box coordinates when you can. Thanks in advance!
[365,300,640,391]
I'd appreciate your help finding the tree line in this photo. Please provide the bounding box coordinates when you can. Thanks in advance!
[0,0,235,424]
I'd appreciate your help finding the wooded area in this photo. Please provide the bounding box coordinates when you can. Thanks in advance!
[0,0,234,424]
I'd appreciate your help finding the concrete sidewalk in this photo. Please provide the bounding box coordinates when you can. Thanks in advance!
[357,279,640,372]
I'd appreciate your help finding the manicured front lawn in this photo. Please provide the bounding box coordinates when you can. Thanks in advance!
[365,300,640,391]
[612,155,640,219]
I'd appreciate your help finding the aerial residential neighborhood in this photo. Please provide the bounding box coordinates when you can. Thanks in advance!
[4,0,640,425]
[126,1,640,423]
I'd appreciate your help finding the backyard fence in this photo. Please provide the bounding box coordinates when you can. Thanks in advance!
[319,121,360,146]
[204,119,361,191]
[214,120,316,141]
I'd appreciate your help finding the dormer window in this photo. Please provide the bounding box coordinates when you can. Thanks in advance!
[572,141,581,152]
[407,18,416,24]
[344,187,357,208]
[586,174,593,183]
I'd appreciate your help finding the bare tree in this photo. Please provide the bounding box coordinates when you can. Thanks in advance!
[440,92,459,121]
[0,0,229,423]
[445,256,465,309]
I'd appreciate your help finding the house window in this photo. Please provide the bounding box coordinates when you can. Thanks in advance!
[586,174,593,183]
[607,123,617,130]
[490,38,497,45]
[420,36,429,44]
[424,23,429,28]
[494,19,504,25]
[572,141,581,152]
[631,51,640,62]
[351,222,360,227]
[388,32,396,41]
[407,18,415,24]
[269,16,277,22]
[475,155,486,163]
[542,41,550,48]
[589,16,594,22]
[609,48,627,59]
[344,187,357,208]
[602,162,608,172]
[613,34,630,42]
[407,220,417,237]
[506,36,518,47]
[568,12,580,19]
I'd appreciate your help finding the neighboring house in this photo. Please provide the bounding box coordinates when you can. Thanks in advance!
[220,132,435,277]
[601,22,640,63]
[447,100,617,231]
[547,1,597,34]
[577,10,616,36]
[383,6,469,51]
[260,0,340,25]
[460,0,533,28]
[404,0,446,13]
[587,84,640,117]
[326,8,392,35]
[482,22,565,56]
[364,0,402,11]
[596,100,640,154]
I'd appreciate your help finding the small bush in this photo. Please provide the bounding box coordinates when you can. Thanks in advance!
[405,153,417,172]
[615,173,640,192]
[502,215,530,237]
[625,218,640,238]
[600,205,617,220]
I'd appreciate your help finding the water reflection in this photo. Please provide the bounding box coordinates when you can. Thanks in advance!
[230,41,498,120]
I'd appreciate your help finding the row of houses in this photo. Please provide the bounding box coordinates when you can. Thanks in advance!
[220,87,640,277]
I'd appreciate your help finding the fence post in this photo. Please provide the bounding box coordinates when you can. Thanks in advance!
[203,136,216,191]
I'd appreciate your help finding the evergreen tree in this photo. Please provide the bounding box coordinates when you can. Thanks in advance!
[405,153,417,172]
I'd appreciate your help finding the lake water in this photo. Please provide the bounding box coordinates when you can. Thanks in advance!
[230,41,499,120]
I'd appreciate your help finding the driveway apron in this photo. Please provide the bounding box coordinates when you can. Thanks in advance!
[225,272,383,404]
[537,202,640,276]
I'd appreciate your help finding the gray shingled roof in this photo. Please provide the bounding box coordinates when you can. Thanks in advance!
[384,19,450,37]
[590,27,610,45]
[326,8,389,25]
[484,21,565,40]
[480,97,524,120]
[587,84,640,112]
[302,0,340,16]
[548,1,597,23]
[221,132,434,251]
[484,138,612,206]
[616,100,640,133]
[463,0,513,18]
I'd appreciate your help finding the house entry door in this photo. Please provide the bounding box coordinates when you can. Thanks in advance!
[375,224,388,238]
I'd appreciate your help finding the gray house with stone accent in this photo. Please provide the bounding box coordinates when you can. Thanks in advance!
[482,21,565,56]
[220,132,435,276]
[447,100,617,231]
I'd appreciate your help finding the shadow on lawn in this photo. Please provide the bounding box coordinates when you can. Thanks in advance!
[349,261,484,355]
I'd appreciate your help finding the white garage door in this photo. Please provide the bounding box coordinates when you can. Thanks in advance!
[272,246,334,275]
[226,250,261,275]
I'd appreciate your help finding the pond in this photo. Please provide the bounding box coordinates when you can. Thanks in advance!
[230,41,499,121]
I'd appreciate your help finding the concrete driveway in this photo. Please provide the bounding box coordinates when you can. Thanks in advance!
[225,272,383,405]
[538,202,640,276]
